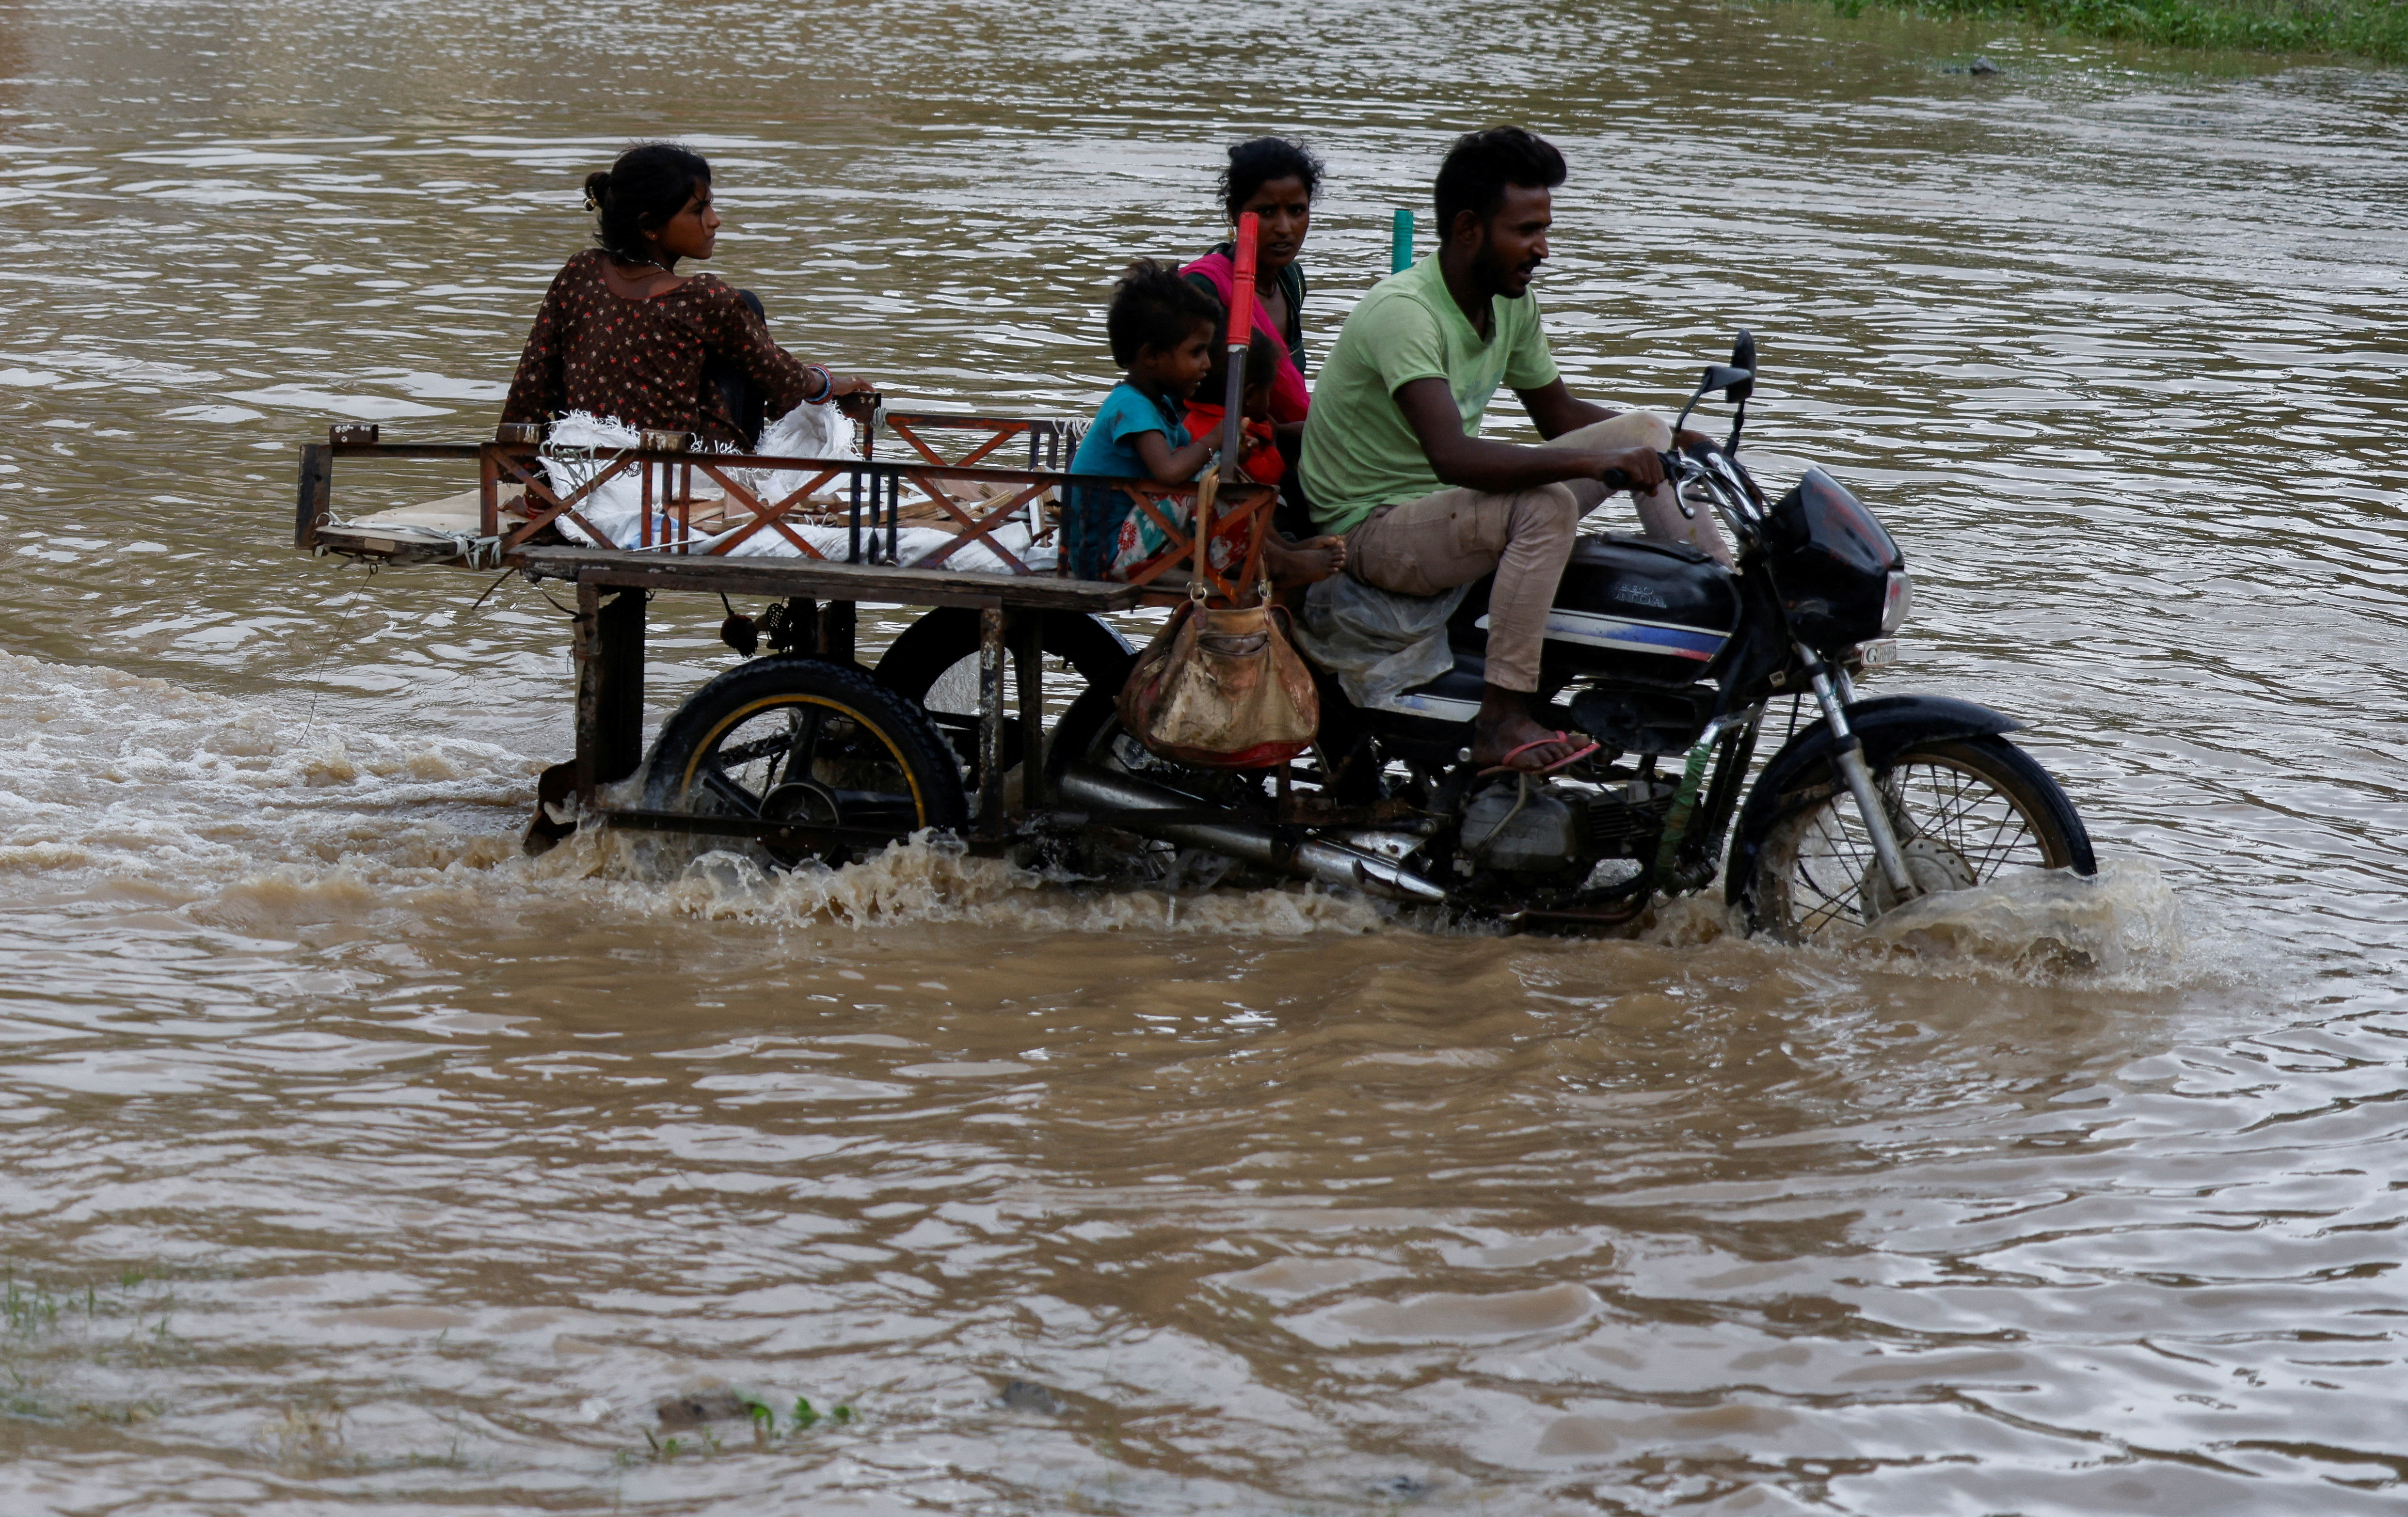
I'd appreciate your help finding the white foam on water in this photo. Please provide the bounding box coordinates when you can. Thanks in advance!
[0,652,1387,941]
[1860,858,2191,983]
[1639,858,2222,991]
[0,651,2227,969]
[0,651,533,881]
[528,825,1391,937]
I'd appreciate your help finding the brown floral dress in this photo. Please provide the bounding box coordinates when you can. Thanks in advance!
[501,249,813,447]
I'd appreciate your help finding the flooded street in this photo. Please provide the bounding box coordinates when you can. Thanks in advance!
[1,0,2405,1510]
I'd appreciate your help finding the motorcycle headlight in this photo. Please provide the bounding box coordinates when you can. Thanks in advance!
[1880,570,1913,634]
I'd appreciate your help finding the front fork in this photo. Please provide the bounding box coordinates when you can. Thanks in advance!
[1800,643,1918,901]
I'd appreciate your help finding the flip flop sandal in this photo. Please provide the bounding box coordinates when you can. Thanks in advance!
[1478,730,1601,778]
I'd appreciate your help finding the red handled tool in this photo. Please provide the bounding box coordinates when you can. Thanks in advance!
[1199,212,1262,595]
[1220,210,1259,474]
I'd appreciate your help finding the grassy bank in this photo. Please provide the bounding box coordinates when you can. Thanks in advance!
[1829,0,2408,63]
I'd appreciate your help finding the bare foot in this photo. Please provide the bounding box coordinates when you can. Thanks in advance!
[1264,533,1346,588]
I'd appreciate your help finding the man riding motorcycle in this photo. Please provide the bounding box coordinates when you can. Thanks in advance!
[1297,126,1732,775]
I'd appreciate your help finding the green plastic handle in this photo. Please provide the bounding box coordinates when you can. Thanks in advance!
[1390,208,1413,273]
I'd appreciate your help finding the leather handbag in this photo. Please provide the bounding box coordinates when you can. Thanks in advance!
[1117,583,1320,769]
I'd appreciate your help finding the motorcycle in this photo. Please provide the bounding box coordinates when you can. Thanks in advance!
[1028,332,2098,937]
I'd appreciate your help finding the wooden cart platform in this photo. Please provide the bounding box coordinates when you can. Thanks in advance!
[292,414,1278,853]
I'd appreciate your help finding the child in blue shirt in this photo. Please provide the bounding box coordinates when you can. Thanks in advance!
[1065,260,1341,585]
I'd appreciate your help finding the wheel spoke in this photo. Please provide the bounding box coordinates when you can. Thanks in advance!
[1912,771,1985,843]
[714,732,793,769]
[698,761,764,817]
[780,704,827,790]
[1791,790,1872,926]
[1960,819,2038,877]
[1894,762,2037,881]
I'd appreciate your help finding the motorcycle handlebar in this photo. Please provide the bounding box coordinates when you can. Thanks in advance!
[1597,457,1705,531]
[1654,451,1698,517]
[1597,454,1688,493]
[1599,455,1695,491]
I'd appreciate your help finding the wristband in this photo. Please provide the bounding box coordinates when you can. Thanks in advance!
[803,365,834,405]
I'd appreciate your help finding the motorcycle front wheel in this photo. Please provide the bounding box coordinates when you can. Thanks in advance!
[1737,734,2094,942]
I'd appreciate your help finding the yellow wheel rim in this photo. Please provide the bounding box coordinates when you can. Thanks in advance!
[676,693,929,826]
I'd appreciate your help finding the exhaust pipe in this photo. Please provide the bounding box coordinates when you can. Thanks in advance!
[1055,762,1450,906]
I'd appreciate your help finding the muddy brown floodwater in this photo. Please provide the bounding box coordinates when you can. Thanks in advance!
[0,0,2403,1512]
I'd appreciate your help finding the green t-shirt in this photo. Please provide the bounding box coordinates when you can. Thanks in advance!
[1298,256,1562,535]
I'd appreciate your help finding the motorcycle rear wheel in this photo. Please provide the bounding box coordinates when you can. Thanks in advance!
[1040,684,1272,890]
[872,609,1133,797]
[1741,734,2092,942]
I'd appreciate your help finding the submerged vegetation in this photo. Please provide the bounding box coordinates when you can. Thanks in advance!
[1,1266,186,1427]
[1829,0,2408,63]
[617,1393,858,1467]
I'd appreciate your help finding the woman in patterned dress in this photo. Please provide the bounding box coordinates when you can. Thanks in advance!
[500,142,874,447]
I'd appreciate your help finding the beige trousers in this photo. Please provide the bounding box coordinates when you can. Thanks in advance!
[1341,411,1731,693]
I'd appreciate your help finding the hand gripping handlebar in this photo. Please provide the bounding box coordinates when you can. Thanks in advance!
[1596,451,1689,502]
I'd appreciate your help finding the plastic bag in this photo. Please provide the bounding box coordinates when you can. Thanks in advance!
[1290,573,1471,710]
[753,396,852,462]
[537,412,655,548]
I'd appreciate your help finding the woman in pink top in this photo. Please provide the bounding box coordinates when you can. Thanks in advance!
[1180,137,1324,454]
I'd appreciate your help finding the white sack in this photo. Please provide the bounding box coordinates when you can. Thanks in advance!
[538,412,669,550]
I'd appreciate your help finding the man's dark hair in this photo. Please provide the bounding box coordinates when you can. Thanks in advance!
[1105,258,1222,367]
[1433,126,1567,239]
[1218,136,1325,222]
[586,142,712,263]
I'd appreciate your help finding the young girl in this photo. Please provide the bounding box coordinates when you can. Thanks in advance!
[500,142,874,448]
[1064,260,1341,586]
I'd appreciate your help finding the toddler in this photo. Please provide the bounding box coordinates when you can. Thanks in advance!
[1184,330,1287,490]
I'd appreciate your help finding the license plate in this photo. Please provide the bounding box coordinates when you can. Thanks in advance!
[1853,638,1899,671]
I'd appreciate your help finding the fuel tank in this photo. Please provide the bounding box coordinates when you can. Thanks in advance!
[1451,535,1740,687]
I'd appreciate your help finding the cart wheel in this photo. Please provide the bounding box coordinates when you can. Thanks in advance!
[873,608,1133,790]
[643,656,968,867]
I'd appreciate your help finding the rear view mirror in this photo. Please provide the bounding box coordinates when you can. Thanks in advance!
[1673,332,1762,447]
[1701,364,1754,400]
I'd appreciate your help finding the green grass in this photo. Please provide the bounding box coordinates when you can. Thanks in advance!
[1829,0,2408,63]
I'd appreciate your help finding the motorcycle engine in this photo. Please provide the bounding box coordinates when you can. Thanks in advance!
[1459,777,1684,882]
[1460,780,1590,878]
